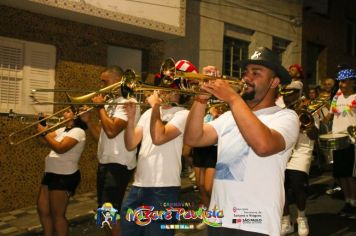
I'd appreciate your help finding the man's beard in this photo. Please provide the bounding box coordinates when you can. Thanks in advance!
[242,91,255,101]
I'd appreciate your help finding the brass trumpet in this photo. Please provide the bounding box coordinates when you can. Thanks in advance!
[159,58,247,95]
[297,98,330,130]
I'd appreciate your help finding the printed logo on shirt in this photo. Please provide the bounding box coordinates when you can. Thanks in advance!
[232,207,263,225]
[232,218,242,224]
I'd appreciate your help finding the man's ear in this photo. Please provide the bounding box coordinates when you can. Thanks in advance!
[271,77,281,89]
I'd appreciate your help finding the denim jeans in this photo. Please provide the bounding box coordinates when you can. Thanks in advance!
[120,186,180,236]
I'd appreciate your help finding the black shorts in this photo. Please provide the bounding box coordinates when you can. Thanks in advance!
[97,163,134,210]
[41,170,81,196]
[284,169,309,198]
[192,146,217,168]
[332,145,355,178]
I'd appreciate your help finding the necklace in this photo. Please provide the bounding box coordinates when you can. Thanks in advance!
[330,91,356,116]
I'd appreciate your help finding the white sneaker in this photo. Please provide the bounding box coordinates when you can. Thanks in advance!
[281,216,294,235]
[297,217,309,236]
[196,222,207,230]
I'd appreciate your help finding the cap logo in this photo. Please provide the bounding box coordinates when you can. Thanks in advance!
[251,51,262,60]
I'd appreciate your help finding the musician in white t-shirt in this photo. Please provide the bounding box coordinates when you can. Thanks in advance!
[280,86,320,236]
[325,67,356,219]
[184,47,299,236]
[37,107,87,236]
[120,59,196,236]
[80,66,140,236]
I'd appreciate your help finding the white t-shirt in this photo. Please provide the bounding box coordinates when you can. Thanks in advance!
[287,80,303,90]
[97,96,140,170]
[133,106,189,187]
[331,92,356,134]
[208,106,299,235]
[287,112,320,174]
[287,133,314,174]
[45,127,86,174]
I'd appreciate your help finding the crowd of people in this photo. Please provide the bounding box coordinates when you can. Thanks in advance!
[35,47,355,236]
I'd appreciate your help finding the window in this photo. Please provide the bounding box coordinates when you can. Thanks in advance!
[107,45,142,75]
[223,37,249,78]
[304,0,329,16]
[0,36,56,114]
[272,36,290,63]
[346,20,356,56]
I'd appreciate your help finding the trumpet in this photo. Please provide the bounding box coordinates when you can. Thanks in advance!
[159,58,247,95]
[297,98,330,130]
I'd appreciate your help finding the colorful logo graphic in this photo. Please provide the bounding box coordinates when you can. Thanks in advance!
[125,204,224,228]
[95,202,119,229]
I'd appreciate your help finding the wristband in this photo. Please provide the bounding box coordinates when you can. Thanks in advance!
[96,104,105,109]
[195,97,209,104]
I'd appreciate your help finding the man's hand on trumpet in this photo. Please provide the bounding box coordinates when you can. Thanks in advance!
[123,102,137,121]
[202,79,238,105]
[146,90,162,108]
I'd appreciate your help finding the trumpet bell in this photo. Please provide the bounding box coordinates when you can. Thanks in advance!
[159,58,247,95]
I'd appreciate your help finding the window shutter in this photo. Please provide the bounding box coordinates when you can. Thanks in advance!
[23,42,56,114]
[0,38,24,113]
[0,36,56,115]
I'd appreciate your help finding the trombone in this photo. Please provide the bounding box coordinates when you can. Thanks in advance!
[8,106,91,145]
[10,69,139,145]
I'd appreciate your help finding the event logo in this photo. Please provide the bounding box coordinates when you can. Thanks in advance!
[95,202,119,229]
[125,204,224,227]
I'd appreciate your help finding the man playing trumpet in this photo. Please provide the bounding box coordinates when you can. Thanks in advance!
[120,60,195,236]
[184,47,299,235]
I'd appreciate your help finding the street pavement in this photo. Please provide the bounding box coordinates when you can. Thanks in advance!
[1,169,356,236]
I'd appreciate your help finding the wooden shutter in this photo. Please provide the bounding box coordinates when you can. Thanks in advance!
[0,38,24,113]
[23,41,56,114]
[0,36,56,114]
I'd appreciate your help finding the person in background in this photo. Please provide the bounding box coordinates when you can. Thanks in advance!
[299,87,319,108]
[286,64,304,92]
[80,66,140,236]
[276,64,304,108]
[281,89,320,236]
[325,67,356,219]
[184,47,299,235]
[192,105,224,230]
[37,107,87,236]
[319,77,337,100]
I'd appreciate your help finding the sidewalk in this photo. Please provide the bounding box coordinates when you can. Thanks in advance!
[0,177,195,236]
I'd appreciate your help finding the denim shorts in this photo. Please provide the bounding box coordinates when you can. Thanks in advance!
[120,186,180,236]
